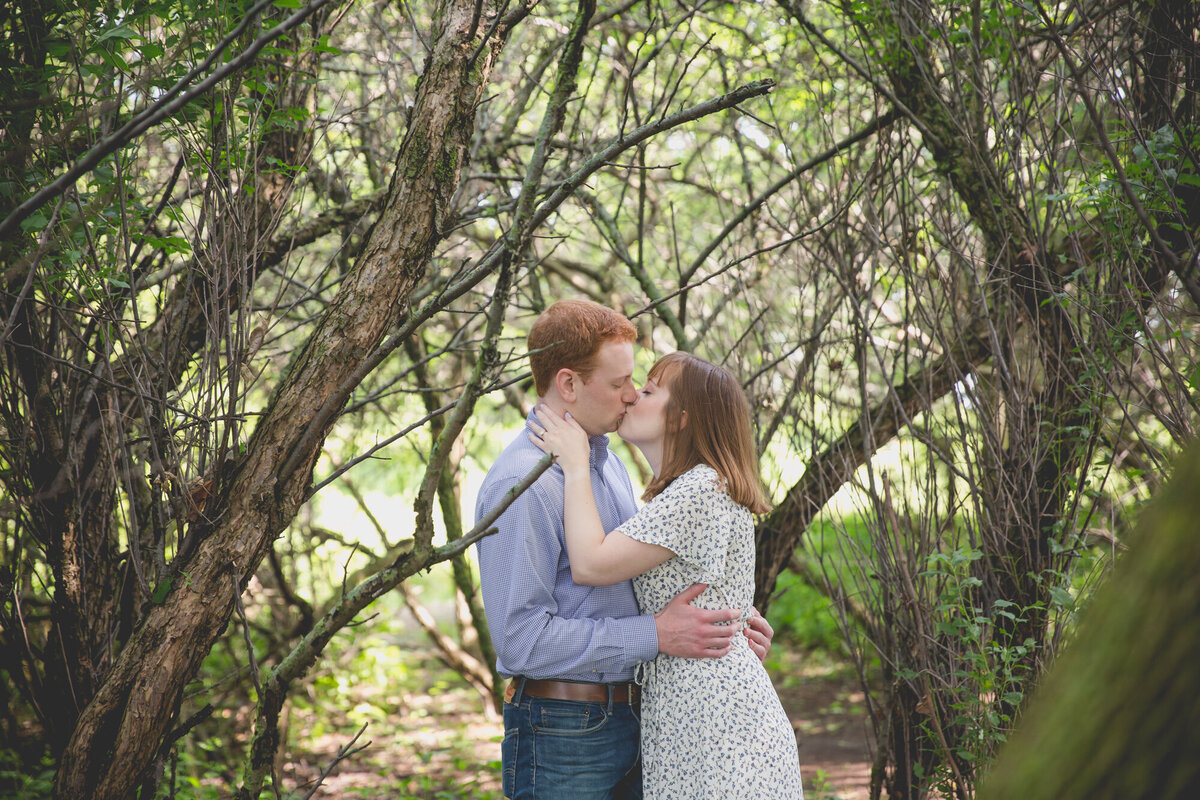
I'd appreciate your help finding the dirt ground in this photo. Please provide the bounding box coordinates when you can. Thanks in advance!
[776,663,875,800]
[283,654,874,799]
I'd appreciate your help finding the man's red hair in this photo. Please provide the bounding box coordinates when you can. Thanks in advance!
[528,300,637,396]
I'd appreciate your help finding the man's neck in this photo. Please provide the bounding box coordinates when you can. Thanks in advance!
[536,396,568,418]
[536,395,603,438]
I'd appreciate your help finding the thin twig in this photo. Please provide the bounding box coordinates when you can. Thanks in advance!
[0,193,68,348]
[231,571,264,700]
[681,107,900,283]
[301,723,372,800]
[0,0,337,240]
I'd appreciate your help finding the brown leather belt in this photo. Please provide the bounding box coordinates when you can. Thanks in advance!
[506,677,639,705]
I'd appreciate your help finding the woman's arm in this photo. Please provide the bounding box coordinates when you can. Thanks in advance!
[529,405,673,585]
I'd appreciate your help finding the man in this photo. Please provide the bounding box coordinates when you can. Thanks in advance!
[475,299,774,799]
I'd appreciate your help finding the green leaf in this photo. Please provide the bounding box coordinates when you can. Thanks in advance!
[1186,362,1200,391]
[140,234,193,255]
[138,42,165,60]
[1048,586,1073,608]
[95,25,140,44]
[20,212,49,233]
[314,34,341,55]
[45,38,73,58]
[151,576,173,604]
[96,47,131,72]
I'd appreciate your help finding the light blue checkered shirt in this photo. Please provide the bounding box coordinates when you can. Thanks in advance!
[475,411,658,682]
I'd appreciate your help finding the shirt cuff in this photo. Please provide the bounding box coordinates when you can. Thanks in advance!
[623,613,660,665]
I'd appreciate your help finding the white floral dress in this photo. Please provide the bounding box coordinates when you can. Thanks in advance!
[618,464,804,799]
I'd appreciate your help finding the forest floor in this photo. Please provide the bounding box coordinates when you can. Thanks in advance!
[279,649,874,799]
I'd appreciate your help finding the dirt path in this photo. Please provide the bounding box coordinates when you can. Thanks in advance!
[283,655,873,799]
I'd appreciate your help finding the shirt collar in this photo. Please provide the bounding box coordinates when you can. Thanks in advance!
[588,433,610,471]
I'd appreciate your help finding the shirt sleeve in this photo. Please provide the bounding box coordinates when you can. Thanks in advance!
[617,468,731,582]
[475,467,658,679]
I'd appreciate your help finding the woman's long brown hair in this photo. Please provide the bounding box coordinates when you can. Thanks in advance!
[641,352,772,514]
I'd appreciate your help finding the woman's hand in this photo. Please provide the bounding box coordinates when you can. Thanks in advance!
[527,405,591,474]
[744,608,775,662]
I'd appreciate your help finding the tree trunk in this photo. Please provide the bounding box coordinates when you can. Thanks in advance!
[51,2,514,797]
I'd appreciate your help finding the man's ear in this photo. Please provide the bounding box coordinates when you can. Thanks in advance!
[555,368,578,401]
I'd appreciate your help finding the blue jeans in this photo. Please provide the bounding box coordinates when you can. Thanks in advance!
[502,679,642,800]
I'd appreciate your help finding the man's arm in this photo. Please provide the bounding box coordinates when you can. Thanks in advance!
[476,467,659,677]
[652,586,777,660]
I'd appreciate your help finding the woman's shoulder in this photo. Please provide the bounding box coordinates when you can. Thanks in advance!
[681,462,719,480]
[677,464,749,512]
[670,463,723,495]
[644,464,725,508]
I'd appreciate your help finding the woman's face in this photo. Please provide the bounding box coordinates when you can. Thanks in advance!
[617,377,671,446]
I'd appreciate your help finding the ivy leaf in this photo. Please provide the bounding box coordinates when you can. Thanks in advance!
[20,211,49,233]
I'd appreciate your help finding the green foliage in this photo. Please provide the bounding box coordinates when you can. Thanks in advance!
[1127,125,1199,214]
[806,768,846,800]
[767,569,846,654]
[167,741,235,799]
[913,548,1044,792]
[0,751,56,800]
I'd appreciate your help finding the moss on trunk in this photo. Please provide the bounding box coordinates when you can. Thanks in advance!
[978,443,1200,800]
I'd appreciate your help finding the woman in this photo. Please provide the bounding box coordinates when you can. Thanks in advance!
[528,351,804,799]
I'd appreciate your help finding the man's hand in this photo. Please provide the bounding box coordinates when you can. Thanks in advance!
[654,583,740,658]
[744,607,775,662]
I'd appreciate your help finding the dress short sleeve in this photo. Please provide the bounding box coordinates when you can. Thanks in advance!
[617,465,732,581]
